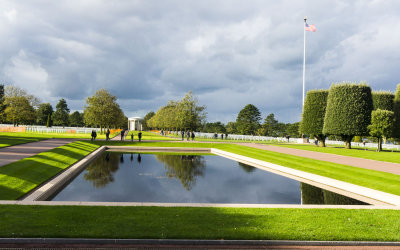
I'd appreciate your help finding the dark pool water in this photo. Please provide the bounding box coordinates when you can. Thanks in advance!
[50,152,367,205]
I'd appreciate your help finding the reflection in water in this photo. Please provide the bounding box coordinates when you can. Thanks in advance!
[120,154,124,163]
[300,183,367,205]
[84,153,119,188]
[238,162,256,173]
[130,154,133,162]
[137,154,142,164]
[155,154,206,191]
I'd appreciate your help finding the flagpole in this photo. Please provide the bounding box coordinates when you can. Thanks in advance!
[303,16,307,108]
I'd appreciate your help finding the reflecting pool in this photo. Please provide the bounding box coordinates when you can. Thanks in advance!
[50,152,367,205]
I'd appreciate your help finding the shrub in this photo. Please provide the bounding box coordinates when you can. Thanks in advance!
[323,82,373,149]
[372,91,394,111]
[300,90,329,147]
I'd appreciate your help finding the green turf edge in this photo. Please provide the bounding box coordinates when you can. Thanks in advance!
[0,135,46,148]
[0,141,100,200]
[268,142,400,164]
[0,205,399,241]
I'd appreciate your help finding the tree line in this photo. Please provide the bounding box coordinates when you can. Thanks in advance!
[143,93,300,138]
[300,82,400,151]
[0,85,127,131]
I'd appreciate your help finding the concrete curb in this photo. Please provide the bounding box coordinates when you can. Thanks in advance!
[17,146,400,208]
[0,238,400,247]
[211,148,400,206]
[2,200,400,209]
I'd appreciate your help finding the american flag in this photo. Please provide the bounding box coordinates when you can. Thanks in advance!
[305,23,316,32]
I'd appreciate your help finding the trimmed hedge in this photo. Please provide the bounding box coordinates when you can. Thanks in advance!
[300,89,328,146]
[372,91,394,111]
[393,84,400,138]
[323,83,373,149]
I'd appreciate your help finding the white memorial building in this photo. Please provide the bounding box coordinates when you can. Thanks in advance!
[128,117,144,131]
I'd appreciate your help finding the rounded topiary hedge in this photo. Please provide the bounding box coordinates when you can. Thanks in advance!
[372,91,394,111]
[300,89,329,146]
[393,84,400,139]
[323,82,373,148]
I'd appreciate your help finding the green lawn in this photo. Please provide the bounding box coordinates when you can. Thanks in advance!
[268,142,400,164]
[0,141,99,200]
[0,205,399,241]
[0,134,46,148]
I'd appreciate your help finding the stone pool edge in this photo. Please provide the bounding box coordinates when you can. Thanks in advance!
[10,146,400,209]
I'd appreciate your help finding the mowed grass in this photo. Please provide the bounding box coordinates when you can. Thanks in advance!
[91,141,400,196]
[268,142,400,164]
[0,134,46,148]
[0,141,99,200]
[0,205,399,241]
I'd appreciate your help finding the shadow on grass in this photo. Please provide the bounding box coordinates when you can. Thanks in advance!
[0,185,24,200]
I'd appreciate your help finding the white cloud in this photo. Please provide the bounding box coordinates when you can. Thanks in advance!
[4,50,49,99]
[4,8,16,22]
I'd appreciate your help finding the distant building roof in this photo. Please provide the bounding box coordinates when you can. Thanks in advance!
[128,117,143,120]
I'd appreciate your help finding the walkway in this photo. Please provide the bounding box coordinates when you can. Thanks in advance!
[240,143,400,175]
[0,139,73,167]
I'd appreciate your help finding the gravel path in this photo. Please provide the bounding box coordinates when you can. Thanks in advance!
[239,143,400,175]
[0,138,74,167]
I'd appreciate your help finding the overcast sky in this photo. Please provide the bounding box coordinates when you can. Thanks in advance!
[1,0,400,123]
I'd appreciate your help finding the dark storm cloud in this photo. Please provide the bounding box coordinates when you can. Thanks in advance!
[1,0,400,122]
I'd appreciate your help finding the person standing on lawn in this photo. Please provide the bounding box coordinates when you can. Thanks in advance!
[138,131,142,142]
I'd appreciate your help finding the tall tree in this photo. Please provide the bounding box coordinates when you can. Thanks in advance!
[69,111,84,127]
[323,83,373,149]
[300,89,329,147]
[261,113,279,136]
[83,89,125,132]
[368,109,395,152]
[225,122,236,134]
[235,104,261,135]
[36,103,53,126]
[286,122,301,138]
[176,91,206,130]
[4,96,36,125]
[52,98,70,126]
[143,111,155,130]
[4,85,39,125]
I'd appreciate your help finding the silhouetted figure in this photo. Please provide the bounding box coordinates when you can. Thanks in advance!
[225,133,228,140]
[181,131,184,141]
[106,128,110,141]
[186,131,190,141]
[138,131,142,142]
[214,133,217,139]
[131,133,134,142]
[137,153,142,163]
[221,134,224,140]
[120,130,125,141]
[91,130,96,141]
[191,131,195,141]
